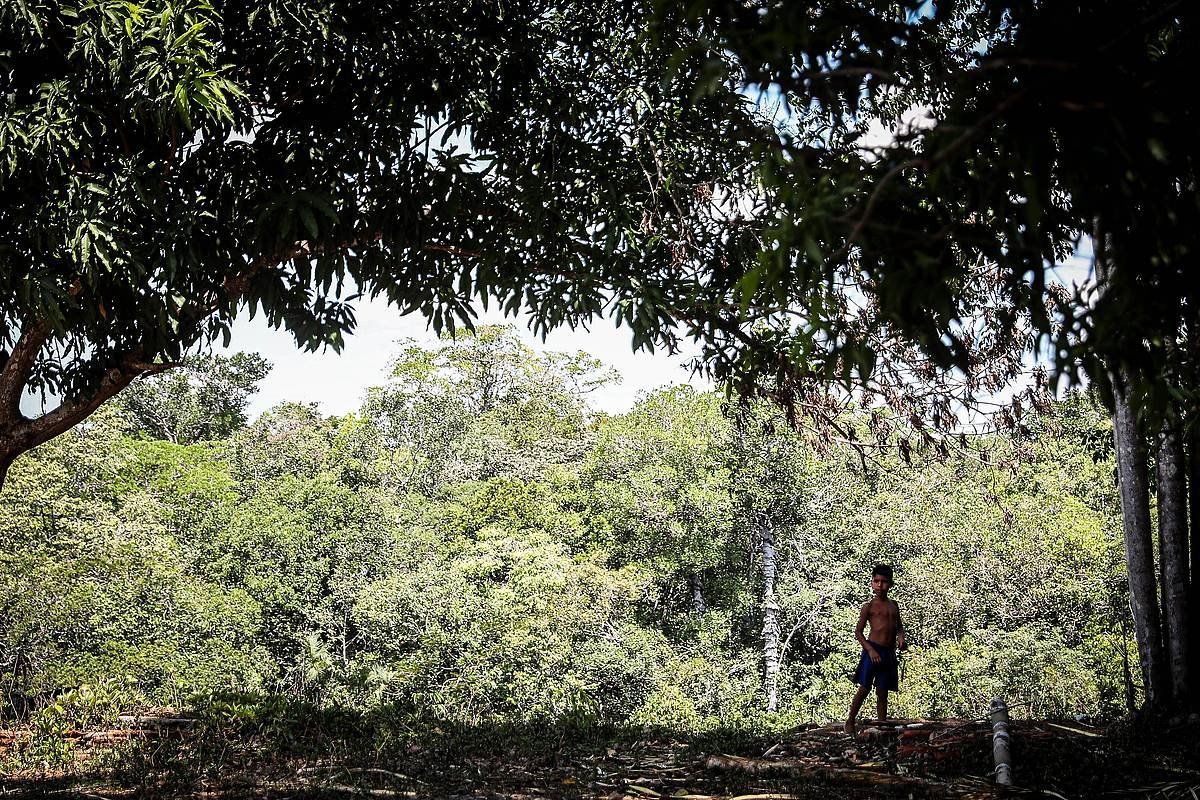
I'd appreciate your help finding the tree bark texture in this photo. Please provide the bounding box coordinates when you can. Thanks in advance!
[1089,221,1170,707]
[690,572,705,615]
[759,516,780,713]
[1189,424,1200,705]
[0,451,14,492]
[1156,423,1190,706]
[0,319,172,492]
[1192,427,1200,582]
[1189,322,1199,600]
[1112,380,1168,709]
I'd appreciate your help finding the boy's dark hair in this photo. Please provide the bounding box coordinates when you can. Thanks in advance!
[872,564,894,585]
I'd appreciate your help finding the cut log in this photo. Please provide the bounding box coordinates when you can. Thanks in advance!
[990,698,1013,786]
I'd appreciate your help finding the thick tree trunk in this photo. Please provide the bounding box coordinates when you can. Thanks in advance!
[0,319,170,492]
[1112,381,1168,709]
[759,516,780,713]
[1156,422,1190,707]
[0,450,14,491]
[1189,421,1200,709]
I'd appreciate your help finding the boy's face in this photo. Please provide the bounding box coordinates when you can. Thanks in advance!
[871,574,892,597]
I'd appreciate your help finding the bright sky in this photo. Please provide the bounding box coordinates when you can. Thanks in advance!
[16,231,1092,423]
[18,246,1092,423]
[217,302,713,420]
[218,239,1091,422]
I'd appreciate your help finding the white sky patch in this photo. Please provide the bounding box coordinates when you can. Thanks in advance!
[1050,236,1093,290]
[857,105,935,159]
[218,298,712,420]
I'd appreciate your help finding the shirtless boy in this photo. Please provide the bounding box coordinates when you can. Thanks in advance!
[844,564,906,736]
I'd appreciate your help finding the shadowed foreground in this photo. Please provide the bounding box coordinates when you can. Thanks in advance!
[3,701,1198,799]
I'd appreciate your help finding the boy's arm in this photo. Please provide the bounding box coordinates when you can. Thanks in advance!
[894,601,907,650]
[855,602,880,663]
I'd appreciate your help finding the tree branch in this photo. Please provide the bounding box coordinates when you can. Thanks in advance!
[20,353,163,451]
[0,319,52,422]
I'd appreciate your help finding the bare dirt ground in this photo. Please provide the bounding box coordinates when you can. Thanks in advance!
[2,712,1198,799]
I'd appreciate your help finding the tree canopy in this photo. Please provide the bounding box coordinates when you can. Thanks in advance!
[5,0,1196,486]
[0,331,1131,736]
[664,0,1198,414]
[0,0,760,485]
[117,351,270,443]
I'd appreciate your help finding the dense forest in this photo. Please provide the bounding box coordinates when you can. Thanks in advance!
[1,327,1130,753]
[2,0,1198,793]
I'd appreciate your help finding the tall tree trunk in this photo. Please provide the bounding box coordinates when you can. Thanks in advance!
[759,516,780,713]
[689,572,705,615]
[1189,421,1200,710]
[1113,380,1168,709]
[1156,422,1190,707]
[1190,319,1200,713]
[1095,223,1169,712]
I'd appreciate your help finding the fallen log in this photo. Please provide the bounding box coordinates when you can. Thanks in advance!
[79,729,150,744]
[704,754,949,792]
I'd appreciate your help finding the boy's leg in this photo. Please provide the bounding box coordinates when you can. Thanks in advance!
[845,683,871,735]
[875,687,888,722]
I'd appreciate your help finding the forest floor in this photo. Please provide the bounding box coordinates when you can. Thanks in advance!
[1,709,1198,799]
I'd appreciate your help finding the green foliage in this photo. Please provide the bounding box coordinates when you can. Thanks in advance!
[8,679,139,771]
[0,337,1132,733]
[117,352,271,444]
[582,387,735,629]
[0,1,758,410]
[353,514,653,724]
[664,1,1200,416]
[898,626,1115,720]
[363,326,613,493]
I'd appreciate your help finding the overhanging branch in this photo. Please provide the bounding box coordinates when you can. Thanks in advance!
[0,319,52,422]
[19,351,167,452]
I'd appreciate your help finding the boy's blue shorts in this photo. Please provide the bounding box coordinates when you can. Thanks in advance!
[853,642,899,692]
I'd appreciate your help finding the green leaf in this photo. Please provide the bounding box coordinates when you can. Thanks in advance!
[174,83,192,129]
[734,265,764,316]
[299,206,319,239]
[171,21,208,50]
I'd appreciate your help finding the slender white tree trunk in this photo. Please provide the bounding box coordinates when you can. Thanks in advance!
[759,516,780,713]
[1113,381,1167,709]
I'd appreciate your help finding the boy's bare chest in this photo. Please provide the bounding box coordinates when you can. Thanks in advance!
[867,600,897,627]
